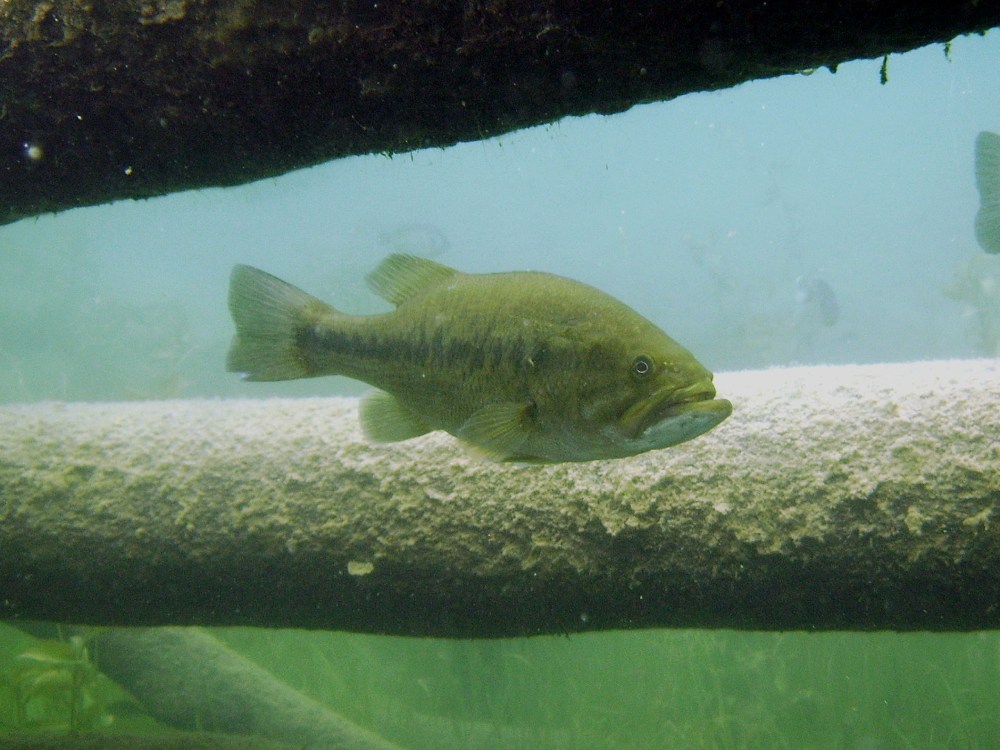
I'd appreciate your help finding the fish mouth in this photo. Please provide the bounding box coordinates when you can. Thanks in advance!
[620,381,733,444]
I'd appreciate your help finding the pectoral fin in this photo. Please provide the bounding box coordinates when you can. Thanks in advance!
[360,390,432,442]
[457,402,533,461]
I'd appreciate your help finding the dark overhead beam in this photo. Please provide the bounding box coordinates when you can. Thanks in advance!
[0,1,998,225]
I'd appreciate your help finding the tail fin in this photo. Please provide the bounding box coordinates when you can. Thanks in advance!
[226,265,335,381]
[975,131,1000,255]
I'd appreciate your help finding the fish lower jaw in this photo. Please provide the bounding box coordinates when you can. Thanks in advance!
[635,398,733,449]
[630,383,717,433]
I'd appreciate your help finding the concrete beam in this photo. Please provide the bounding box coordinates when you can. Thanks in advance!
[1,359,998,635]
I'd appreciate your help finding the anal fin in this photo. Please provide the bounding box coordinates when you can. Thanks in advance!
[360,390,432,442]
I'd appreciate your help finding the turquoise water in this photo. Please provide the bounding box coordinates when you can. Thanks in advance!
[1,28,999,750]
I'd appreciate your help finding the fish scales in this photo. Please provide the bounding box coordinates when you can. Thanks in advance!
[302,292,535,433]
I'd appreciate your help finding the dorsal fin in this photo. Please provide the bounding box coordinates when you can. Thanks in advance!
[365,253,460,306]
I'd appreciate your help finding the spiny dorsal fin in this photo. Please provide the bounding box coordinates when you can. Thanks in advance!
[365,253,460,306]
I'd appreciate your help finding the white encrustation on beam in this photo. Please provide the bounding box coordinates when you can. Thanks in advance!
[1,360,997,635]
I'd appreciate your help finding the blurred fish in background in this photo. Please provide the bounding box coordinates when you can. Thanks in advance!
[943,253,1000,356]
[792,274,839,361]
[939,131,1000,357]
[376,223,451,260]
[975,130,1000,255]
[795,276,839,328]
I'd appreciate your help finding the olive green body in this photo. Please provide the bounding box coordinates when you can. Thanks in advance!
[227,255,731,462]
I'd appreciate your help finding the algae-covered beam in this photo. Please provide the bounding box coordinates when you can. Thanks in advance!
[1,360,998,635]
[1,1,1000,226]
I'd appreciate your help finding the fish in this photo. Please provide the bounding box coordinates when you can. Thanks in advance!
[791,274,839,363]
[376,223,450,259]
[226,254,732,463]
[975,130,1000,255]
[794,275,839,329]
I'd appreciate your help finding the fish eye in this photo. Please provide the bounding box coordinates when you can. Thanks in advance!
[631,355,653,377]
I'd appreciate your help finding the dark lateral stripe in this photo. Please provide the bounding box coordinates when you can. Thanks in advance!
[293,319,526,380]
[293,323,364,375]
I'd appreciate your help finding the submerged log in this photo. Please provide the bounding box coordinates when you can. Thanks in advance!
[90,628,406,750]
[2,360,999,635]
[0,1,999,225]
[7,620,405,749]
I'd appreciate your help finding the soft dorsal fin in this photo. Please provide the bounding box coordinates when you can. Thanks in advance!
[365,254,460,306]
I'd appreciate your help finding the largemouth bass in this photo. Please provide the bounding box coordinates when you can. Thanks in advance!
[227,254,731,462]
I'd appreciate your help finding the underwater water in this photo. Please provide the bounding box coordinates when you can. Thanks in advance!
[1,26,999,750]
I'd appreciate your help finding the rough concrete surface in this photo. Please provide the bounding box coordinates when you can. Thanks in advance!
[1,359,998,635]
